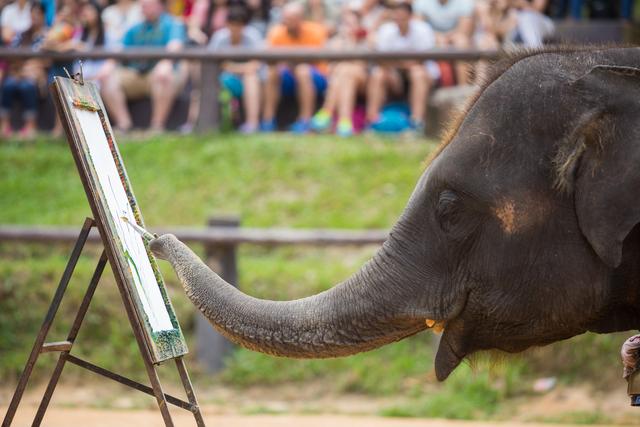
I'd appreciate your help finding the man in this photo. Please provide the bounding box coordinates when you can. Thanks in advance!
[1,0,31,44]
[208,5,263,134]
[262,1,327,133]
[367,1,436,134]
[413,0,474,84]
[100,0,187,133]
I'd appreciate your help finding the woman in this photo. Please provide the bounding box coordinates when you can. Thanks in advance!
[310,8,368,137]
[75,1,109,84]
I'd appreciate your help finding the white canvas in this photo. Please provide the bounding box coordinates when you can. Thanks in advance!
[76,109,174,332]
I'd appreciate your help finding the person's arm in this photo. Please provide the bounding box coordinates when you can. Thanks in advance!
[187,0,209,45]
[167,20,186,52]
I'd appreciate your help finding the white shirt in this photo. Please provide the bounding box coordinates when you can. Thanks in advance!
[101,3,143,47]
[1,2,32,36]
[413,0,474,33]
[376,19,436,51]
[376,20,440,80]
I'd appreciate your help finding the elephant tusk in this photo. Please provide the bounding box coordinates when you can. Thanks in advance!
[426,319,445,334]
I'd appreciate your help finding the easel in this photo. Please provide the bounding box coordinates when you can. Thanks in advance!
[2,71,206,427]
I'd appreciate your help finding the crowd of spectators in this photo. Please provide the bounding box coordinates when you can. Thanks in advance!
[0,0,636,139]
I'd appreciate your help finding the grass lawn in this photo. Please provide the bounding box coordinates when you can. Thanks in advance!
[0,132,635,421]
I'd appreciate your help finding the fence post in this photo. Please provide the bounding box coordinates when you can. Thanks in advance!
[196,60,220,133]
[195,215,240,372]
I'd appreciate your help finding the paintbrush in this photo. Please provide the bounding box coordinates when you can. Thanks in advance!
[121,216,157,241]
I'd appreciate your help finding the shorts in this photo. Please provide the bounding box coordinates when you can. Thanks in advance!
[220,72,244,98]
[116,65,187,100]
[279,66,327,97]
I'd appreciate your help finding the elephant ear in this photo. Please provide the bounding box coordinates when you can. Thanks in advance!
[568,65,640,268]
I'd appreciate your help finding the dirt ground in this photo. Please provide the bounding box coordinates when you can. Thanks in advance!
[3,382,640,426]
[0,407,621,427]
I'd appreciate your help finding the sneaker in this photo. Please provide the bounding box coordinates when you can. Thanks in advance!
[239,122,259,134]
[260,119,277,132]
[289,119,311,134]
[409,120,425,135]
[310,109,331,132]
[336,118,353,137]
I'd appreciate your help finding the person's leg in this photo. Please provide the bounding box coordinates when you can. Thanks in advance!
[17,78,38,139]
[311,63,347,132]
[0,76,19,137]
[149,60,184,131]
[182,61,201,133]
[570,0,583,19]
[101,67,134,131]
[407,63,431,126]
[451,32,471,85]
[336,63,367,136]
[262,65,281,127]
[241,68,261,130]
[293,63,316,121]
[621,0,633,21]
[366,66,388,123]
[473,33,499,85]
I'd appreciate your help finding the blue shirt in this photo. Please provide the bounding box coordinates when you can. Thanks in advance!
[122,13,185,73]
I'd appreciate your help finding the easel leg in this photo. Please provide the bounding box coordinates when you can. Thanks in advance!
[176,357,206,427]
[31,251,108,427]
[2,218,94,427]
[142,357,175,427]
[111,263,176,427]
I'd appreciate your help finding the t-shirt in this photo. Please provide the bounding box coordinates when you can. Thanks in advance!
[1,2,32,36]
[101,3,143,47]
[376,20,440,79]
[208,26,262,50]
[267,21,327,47]
[413,0,474,33]
[122,13,186,73]
[375,20,436,51]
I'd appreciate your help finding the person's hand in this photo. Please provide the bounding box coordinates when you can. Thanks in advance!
[621,335,640,379]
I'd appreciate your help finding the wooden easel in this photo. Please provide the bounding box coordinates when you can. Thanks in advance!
[2,218,205,427]
[2,71,206,427]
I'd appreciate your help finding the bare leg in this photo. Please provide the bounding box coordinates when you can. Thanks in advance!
[474,33,499,85]
[262,65,280,123]
[408,63,430,124]
[101,70,132,131]
[337,63,367,122]
[149,60,182,131]
[452,33,471,85]
[366,66,388,122]
[294,63,315,121]
[321,63,347,114]
[184,61,201,131]
[242,69,261,128]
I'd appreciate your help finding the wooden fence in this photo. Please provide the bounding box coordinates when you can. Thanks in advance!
[0,216,389,372]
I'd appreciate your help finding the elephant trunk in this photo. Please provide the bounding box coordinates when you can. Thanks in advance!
[151,234,428,358]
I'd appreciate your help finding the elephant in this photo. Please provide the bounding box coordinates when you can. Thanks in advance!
[150,46,640,381]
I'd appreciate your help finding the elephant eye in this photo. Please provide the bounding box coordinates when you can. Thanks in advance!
[436,190,461,234]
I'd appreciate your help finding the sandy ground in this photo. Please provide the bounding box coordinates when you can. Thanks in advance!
[3,381,640,426]
[0,407,620,427]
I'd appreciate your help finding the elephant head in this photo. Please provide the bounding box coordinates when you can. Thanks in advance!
[150,47,640,381]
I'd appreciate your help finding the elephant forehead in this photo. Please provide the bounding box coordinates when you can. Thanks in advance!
[493,195,552,234]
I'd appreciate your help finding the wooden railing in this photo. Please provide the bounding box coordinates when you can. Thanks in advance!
[0,47,501,132]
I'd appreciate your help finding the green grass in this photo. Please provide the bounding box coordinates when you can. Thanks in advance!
[0,132,637,421]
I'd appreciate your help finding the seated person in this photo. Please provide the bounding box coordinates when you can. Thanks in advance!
[367,1,436,134]
[262,1,328,133]
[509,0,553,47]
[413,0,474,85]
[1,0,32,45]
[208,5,263,134]
[100,0,187,133]
[0,3,48,139]
[310,7,368,137]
